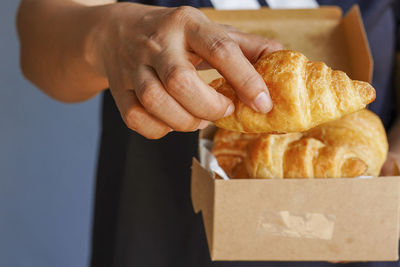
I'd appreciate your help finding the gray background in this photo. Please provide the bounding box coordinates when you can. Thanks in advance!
[0,1,101,266]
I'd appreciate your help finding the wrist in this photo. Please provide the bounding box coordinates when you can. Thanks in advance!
[84,3,160,78]
[83,3,116,79]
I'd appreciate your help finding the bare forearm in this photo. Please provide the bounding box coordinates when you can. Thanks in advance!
[17,0,111,102]
[17,1,281,139]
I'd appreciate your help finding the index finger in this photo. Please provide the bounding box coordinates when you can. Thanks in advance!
[226,30,283,63]
[187,22,273,114]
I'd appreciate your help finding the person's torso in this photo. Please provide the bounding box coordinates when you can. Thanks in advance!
[92,1,399,266]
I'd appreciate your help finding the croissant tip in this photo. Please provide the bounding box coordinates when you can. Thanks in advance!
[367,87,376,104]
[369,94,376,104]
[341,157,368,178]
[352,80,376,104]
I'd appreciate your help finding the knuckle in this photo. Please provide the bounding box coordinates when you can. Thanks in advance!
[136,82,162,111]
[239,73,263,95]
[163,65,193,93]
[140,12,155,25]
[208,37,238,59]
[139,36,163,55]
[124,107,144,131]
[206,101,227,120]
[122,104,170,139]
[170,6,200,22]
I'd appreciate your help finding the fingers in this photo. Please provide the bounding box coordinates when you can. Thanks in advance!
[381,152,400,176]
[107,4,284,139]
[227,30,282,63]
[114,89,172,139]
[111,66,211,139]
[152,48,234,121]
[381,157,394,176]
[187,22,273,114]
[187,51,212,70]
[218,24,282,62]
[133,65,208,132]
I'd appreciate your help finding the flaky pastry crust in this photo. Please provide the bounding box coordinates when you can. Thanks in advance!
[212,50,376,133]
[212,109,387,179]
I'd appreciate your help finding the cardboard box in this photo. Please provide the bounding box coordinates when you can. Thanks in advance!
[191,6,400,261]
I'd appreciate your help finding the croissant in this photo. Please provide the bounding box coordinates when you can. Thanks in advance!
[303,109,388,177]
[212,130,260,178]
[212,50,376,133]
[212,109,387,179]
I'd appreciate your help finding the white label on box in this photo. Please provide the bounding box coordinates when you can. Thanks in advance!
[257,210,335,240]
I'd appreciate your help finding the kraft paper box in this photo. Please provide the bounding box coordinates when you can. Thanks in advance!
[191,5,400,261]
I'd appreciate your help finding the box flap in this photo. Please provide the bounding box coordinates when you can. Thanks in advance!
[341,5,373,83]
[194,6,385,261]
[199,5,372,86]
[201,6,342,22]
[191,158,215,252]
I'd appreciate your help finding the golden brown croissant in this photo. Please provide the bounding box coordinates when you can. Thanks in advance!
[212,130,260,178]
[212,50,376,133]
[303,109,388,177]
[212,109,387,179]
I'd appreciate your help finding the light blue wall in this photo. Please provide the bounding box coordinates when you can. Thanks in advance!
[0,1,100,267]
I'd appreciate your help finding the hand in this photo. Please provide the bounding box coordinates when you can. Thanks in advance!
[88,4,281,139]
[380,152,400,176]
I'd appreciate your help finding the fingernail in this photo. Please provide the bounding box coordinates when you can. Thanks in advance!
[223,104,234,117]
[197,120,210,130]
[253,91,273,113]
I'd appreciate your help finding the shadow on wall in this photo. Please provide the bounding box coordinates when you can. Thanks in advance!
[0,1,101,267]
